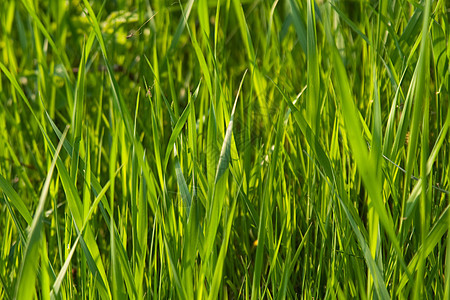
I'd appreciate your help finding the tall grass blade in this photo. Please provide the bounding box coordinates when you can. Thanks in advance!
[0,175,33,225]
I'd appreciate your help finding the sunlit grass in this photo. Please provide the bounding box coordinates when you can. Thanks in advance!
[0,0,449,299]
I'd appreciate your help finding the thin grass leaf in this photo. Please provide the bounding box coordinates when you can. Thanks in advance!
[288,0,307,54]
[2,192,27,247]
[50,235,80,299]
[174,144,192,216]
[330,2,371,46]
[307,0,320,133]
[231,0,266,114]
[208,191,238,300]
[167,0,195,57]
[252,83,286,300]
[0,175,33,225]
[278,225,311,299]
[398,204,450,294]
[70,34,90,185]
[19,0,73,82]
[163,235,187,300]
[163,101,192,172]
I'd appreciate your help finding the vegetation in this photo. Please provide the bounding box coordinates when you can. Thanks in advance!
[0,0,449,298]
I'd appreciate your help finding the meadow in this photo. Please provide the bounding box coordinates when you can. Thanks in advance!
[0,0,449,298]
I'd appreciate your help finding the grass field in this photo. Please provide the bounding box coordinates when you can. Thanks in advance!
[0,0,449,298]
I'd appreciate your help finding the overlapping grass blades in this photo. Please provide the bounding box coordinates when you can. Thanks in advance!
[0,0,449,298]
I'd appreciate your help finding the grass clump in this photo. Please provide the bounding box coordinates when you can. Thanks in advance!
[0,0,449,298]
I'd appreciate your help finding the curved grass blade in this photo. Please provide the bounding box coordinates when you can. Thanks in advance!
[0,175,33,225]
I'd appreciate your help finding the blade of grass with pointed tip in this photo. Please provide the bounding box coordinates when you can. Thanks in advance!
[51,140,111,299]
[182,1,214,102]
[261,222,285,299]
[148,88,165,207]
[144,56,177,126]
[50,235,80,298]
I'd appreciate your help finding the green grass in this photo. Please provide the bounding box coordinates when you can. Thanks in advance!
[0,0,449,298]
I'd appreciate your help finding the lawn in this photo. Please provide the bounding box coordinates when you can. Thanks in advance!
[0,0,449,299]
